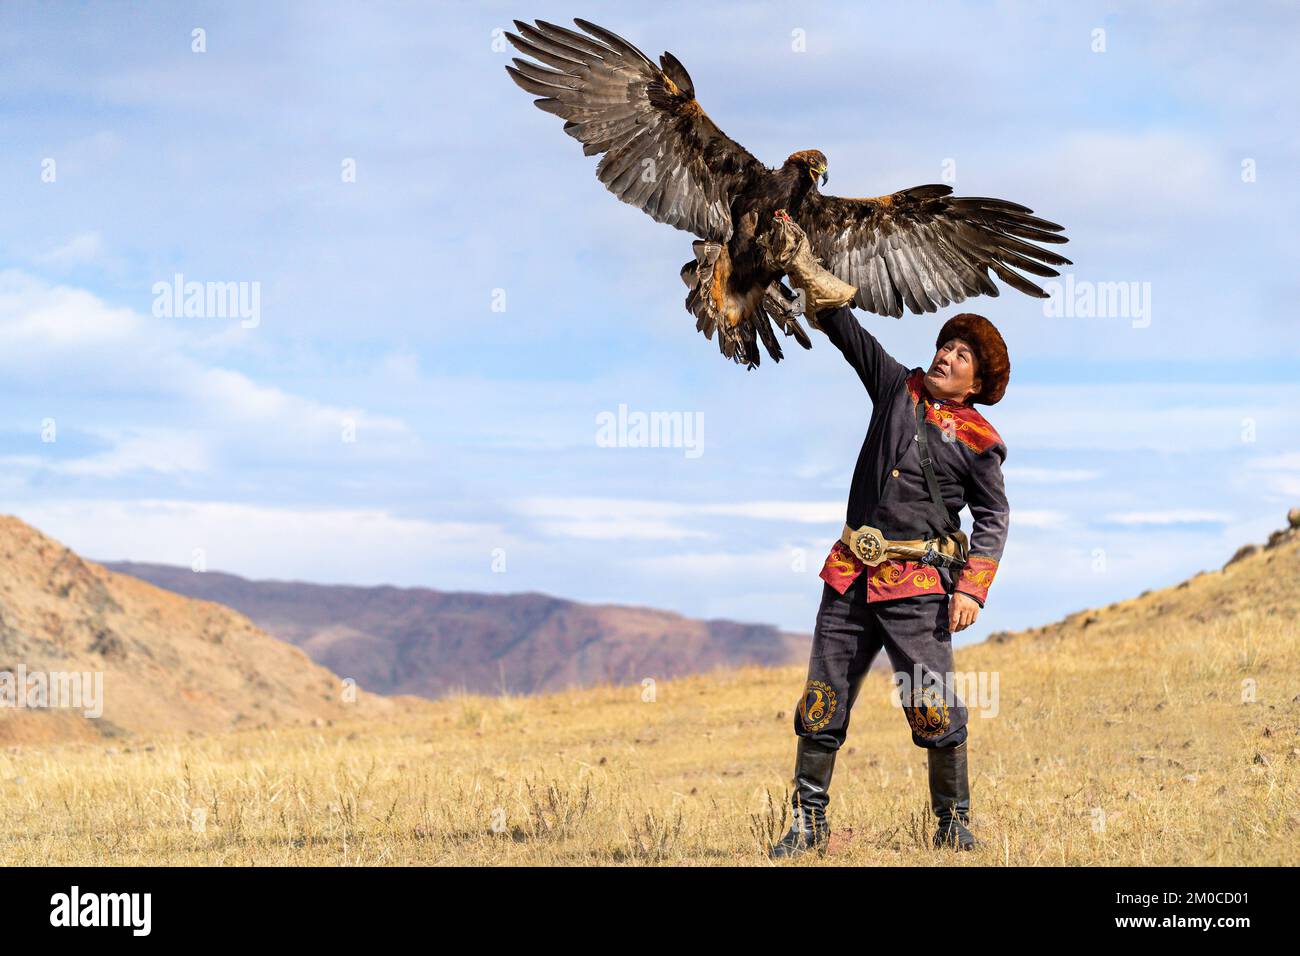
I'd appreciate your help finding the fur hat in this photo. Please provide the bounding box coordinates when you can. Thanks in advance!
[935,313,1010,406]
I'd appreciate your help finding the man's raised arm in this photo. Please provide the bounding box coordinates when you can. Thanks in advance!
[813,305,909,404]
[767,213,908,401]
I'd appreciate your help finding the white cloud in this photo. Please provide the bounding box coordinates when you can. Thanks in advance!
[694,501,846,523]
[0,271,415,475]
[1265,476,1300,497]
[1104,510,1232,526]
[33,232,105,268]
[0,428,210,478]
[0,271,142,348]
[512,496,851,541]
[1011,510,1070,529]
[513,495,1071,547]
[1241,452,1300,497]
[1005,466,1102,484]
[188,366,407,440]
[11,499,526,587]
[511,497,711,541]
[1003,381,1300,452]
[631,546,814,580]
[1245,452,1300,470]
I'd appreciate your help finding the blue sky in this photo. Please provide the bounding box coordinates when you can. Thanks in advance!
[1,1,1296,645]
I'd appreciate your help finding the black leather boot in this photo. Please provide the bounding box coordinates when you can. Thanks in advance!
[927,740,975,850]
[769,737,837,859]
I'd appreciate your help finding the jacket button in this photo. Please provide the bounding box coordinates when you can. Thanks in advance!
[891,468,900,478]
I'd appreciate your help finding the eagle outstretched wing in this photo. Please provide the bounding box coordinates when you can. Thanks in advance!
[503,18,762,242]
[797,185,1072,317]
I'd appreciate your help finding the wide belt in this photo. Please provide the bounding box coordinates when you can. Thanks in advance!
[840,523,969,569]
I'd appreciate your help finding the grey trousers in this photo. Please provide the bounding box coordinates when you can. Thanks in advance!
[793,578,969,750]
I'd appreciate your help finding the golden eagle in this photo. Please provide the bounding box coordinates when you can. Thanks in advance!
[504,18,1071,368]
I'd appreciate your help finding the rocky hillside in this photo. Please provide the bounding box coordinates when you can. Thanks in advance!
[985,507,1300,647]
[102,562,810,699]
[0,516,415,744]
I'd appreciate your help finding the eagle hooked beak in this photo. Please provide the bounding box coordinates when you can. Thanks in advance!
[812,164,828,187]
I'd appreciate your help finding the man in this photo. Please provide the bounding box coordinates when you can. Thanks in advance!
[767,226,1011,858]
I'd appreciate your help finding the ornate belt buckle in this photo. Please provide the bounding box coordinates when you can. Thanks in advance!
[848,525,887,566]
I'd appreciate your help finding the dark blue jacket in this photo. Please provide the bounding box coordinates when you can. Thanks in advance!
[815,305,1009,607]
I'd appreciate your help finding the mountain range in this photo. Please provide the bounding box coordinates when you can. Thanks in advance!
[102,560,810,699]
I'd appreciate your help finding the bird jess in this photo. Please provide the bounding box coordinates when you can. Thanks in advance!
[504,18,1071,368]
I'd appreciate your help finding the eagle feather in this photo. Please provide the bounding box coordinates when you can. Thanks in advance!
[504,19,1071,367]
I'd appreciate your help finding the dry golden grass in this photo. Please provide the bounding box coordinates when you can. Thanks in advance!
[1,592,1295,865]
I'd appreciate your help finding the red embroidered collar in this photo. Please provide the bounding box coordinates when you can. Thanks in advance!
[906,369,1003,453]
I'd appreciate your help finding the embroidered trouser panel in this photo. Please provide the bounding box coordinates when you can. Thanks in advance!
[793,578,969,750]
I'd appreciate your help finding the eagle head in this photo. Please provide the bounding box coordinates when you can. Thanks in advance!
[786,149,828,187]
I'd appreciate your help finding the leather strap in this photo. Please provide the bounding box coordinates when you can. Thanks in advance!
[914,392,956,535]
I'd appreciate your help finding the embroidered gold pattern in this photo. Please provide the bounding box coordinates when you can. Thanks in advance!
[798,679,838,732]
[906,370,1002,453]
[904,684,951,739]
[956,555,999,603]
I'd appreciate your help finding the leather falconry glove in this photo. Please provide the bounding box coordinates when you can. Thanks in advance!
[759,211,858,327]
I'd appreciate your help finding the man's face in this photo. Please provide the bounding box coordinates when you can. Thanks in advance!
[925,337,981,404]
